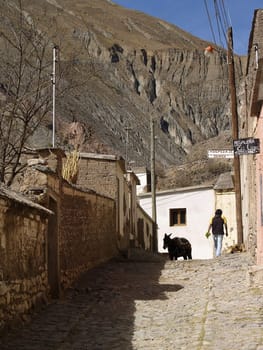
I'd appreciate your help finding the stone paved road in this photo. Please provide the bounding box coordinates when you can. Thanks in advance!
[1,252,263,350]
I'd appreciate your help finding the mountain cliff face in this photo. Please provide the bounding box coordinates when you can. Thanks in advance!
[0,0,245,171]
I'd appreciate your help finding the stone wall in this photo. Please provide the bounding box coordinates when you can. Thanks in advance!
[59,182,117,290]
[0,176,118,332]
[0,150,154,332]
[76,153,132,252]
[77,153,124,199]
[0,186,51,332]
[136,204,153,251]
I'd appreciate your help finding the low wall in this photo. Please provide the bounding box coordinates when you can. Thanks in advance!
[0,186,51,332]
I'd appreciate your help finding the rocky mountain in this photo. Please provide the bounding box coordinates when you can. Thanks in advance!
[0,0,246,184]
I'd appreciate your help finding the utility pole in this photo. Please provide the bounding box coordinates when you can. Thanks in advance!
[125,127,131,169]
[227,27,243,245]
[51,45,59,148]
[150,117,158,252]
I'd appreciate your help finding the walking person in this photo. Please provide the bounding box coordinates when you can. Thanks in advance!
[207,209,228,257]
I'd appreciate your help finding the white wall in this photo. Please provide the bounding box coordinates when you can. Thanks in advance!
[138,187,215,259]
[136,172,148,194]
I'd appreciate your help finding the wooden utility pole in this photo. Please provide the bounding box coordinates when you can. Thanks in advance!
[125,127,131,168]
[150,117,158,252]
[227,27,243,244]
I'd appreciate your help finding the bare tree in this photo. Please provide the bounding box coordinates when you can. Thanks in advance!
[0,0,55,185]
[0,0,102,186]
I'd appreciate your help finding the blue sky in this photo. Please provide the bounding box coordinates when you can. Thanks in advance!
[112,1,262,55]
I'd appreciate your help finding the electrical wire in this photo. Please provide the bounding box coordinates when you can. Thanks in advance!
[218,0,230,29]
[204,0,217,44]
[204,0,231,51]
[214,0,227,48]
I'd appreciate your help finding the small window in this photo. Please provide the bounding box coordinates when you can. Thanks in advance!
[170,208,187,226]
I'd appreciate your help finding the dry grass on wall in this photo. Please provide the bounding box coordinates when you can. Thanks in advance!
[62,150,80,184]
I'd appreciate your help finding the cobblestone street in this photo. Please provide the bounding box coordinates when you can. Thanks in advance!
[1,251,263,350]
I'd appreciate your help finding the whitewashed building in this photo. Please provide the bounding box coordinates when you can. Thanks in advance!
[133,167,150,194]
[138,185,215,259]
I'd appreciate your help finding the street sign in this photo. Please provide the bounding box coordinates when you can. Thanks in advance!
[208,149,234,158]
[233,138,260,156]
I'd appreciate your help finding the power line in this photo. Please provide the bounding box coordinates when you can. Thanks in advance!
[204,0,217,44]
[214,0,226,48]
[214,0,228,49]
[204,0,230,50]
[218,0,230,29]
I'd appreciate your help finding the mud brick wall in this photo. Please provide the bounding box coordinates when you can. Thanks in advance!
[77,155,122,199]
[76,155,128,250]
[136,204,153,251]
[59,183,117,289]
[0,195,50,332]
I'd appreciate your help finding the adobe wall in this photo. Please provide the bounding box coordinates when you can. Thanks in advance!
[77,156,119,199]
[0,192,50,331]
[0,151,154,332]
[19,166,119,292]
[0,166,118,332]
[59,182,117,289]
[136,204,153,250]
[76,155,131,252]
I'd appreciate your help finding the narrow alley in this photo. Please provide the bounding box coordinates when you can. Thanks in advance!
[1,251,263,350]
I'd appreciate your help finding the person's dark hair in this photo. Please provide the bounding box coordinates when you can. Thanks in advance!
[215,209,222,216]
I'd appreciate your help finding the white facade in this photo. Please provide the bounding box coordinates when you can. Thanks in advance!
[138,185,215,259]
[134,168,149,195]
[136,173,148,194]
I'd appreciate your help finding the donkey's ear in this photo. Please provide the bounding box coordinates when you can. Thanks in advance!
[168,233,172,237]
[164,233,167,237]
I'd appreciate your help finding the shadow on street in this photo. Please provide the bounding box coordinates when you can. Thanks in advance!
[0,254,183,349]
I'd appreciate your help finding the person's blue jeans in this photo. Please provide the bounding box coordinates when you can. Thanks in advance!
[213,234,223,257]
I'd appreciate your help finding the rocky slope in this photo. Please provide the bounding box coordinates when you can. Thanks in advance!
[0,0,246,178]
